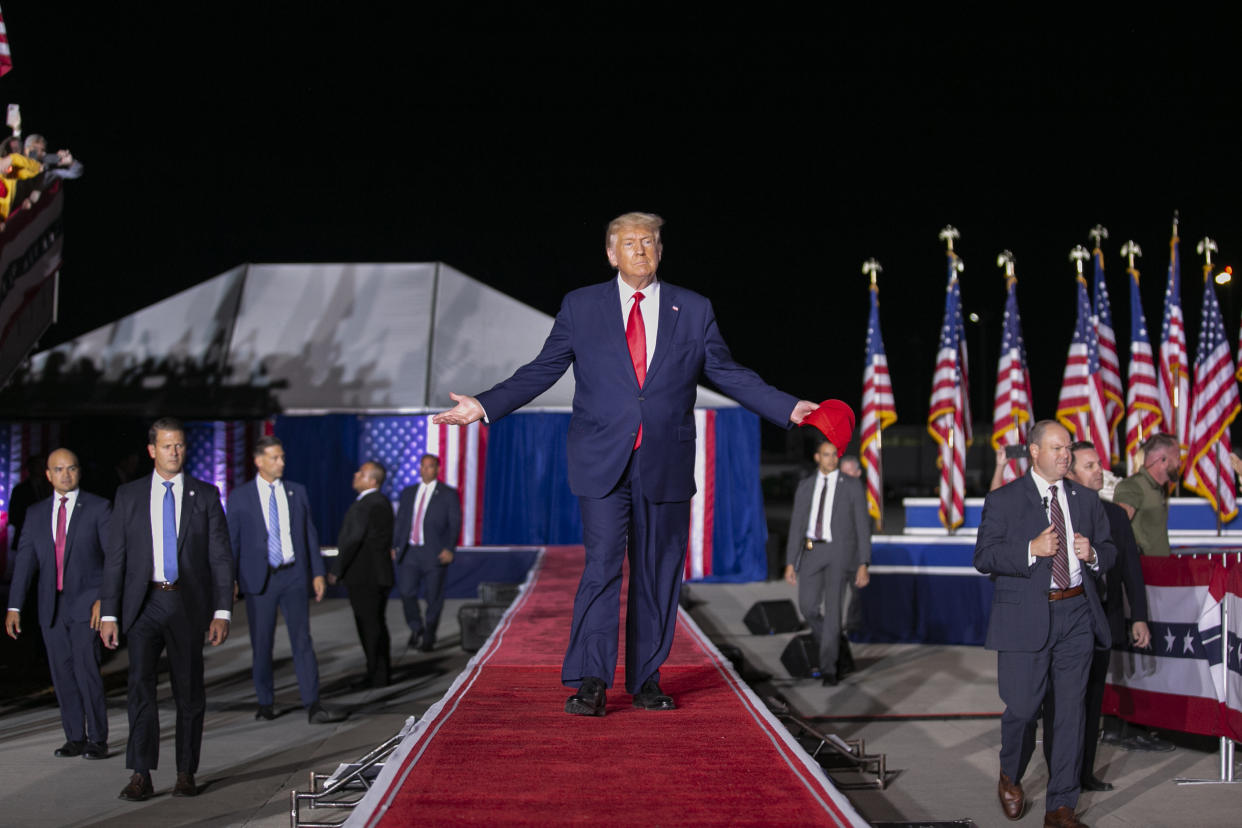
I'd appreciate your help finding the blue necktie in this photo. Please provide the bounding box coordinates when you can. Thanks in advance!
[162,481,179,582]
[267,484,283,567]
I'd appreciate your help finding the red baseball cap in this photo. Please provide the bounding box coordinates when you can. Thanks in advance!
[800,399,855,454]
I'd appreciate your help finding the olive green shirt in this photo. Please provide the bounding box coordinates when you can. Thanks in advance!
[1112,468,1171,557]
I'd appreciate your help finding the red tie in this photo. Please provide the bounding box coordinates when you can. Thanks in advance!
[627,291,647,449]
[55,496,68,591]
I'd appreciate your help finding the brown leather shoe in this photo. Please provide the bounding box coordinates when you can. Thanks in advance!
[998,772,1025,820]
[118,773,154,802]
[172,772,197,797]
[1044,805,1088,827]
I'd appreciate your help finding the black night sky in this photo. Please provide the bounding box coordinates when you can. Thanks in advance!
[5,9,1242,443]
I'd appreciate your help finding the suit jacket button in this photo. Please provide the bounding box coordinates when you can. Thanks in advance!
[638,396,645,401]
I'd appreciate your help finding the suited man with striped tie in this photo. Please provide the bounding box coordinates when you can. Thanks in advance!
[227,436,342,724]
[974,420,1114,828]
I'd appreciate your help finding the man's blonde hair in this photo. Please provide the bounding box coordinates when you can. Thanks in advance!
[605,212,664,249]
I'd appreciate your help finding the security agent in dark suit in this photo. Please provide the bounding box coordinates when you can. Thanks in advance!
[783,427,870,687]
[6,448,111,759]
[330,460,395,689]
[227,436,343,724]
[392,453,461,652]
[100,418,235,802]
[434,212,818,716]
[974,420,1115,828]
[1042,441,1151,792]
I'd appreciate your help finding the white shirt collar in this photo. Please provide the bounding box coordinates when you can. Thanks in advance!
[356,486,378,500]
[617,274,659,303]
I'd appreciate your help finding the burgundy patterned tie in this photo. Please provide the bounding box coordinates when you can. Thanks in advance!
[1048,484,1070,589]
[55,496,68,591]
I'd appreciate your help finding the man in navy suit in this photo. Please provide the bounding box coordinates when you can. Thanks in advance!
[227,435,343,724]
[974,420,1115,828]
[434,212,816,715]
[392,453,461,652]
[6,448,111,759]
[100,418,235,802]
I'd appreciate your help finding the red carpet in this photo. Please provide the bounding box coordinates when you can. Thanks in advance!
[349,546,866,827]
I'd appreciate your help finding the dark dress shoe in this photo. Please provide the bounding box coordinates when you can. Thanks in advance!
[1043,805,1087,827]
[998,772,1025,820]
[348,676,373,690]
[1080,774,1113,791]
[419,635,436,652]
[308,701,347,724]
[407,632,421,649]
[172,772,198,797]
[821,674,839,687]
[83,740,108,760]
[118,773,154,802]
[54,740,85,757]
[255,705,276,720]
[632,679,676,711]
[564,677,607,716]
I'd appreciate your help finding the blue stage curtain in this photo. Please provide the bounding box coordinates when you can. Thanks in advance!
[274,414,359,545]
[702,408,767,582]
[482,413,582,545]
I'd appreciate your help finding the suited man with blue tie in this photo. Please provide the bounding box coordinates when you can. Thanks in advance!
[100,418,235,802]
[227,435,342,724]
[974,420,1115,828]
[6,448,111,760]
[392,453,461,652]
[435,212,816,715]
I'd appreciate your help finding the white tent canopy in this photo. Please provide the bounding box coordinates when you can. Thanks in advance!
[30,263,738,412]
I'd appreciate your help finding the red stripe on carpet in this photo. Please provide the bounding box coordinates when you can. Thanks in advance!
[351,546,865,827]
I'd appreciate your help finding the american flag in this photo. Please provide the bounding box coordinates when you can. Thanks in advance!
[1056,267,1111,454]
[1159,226,1191,465]
[686,409,716,580]
[991,269,1033,485]
[927,252,970,531]
[360,416,487,545]
[1124,261,1162,472]
[1182,270,1240,521]
[0,420,61,572]
[860,278,896,526]
[1092,247,1124,463]
[0,6,12,77]
[185,420,274,507]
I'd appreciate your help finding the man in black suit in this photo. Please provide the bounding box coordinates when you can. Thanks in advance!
[1044,440,1151,792]
[392,454,461,652]
[331,461,395,688]
[100,418,234,802]
[6,448,111,759]
[227,435,343,724]
[783,436,870,687]
[974,420,1115,828]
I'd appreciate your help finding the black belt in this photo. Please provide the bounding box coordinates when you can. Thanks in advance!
[270,560,296,572]
[150,581,180,592]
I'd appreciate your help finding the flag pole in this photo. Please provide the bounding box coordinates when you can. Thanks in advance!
[1197,235,1221,534]
[1171,212,1183,495]
[1122,240,1144,474]
[863,257,884,532]
[997,250,1019,481]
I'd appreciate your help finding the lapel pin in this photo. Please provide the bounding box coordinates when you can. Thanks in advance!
[672,305,679,311]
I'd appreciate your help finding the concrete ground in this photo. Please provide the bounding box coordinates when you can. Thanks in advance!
[686,579,1242,828]
[1,578,1239,827]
